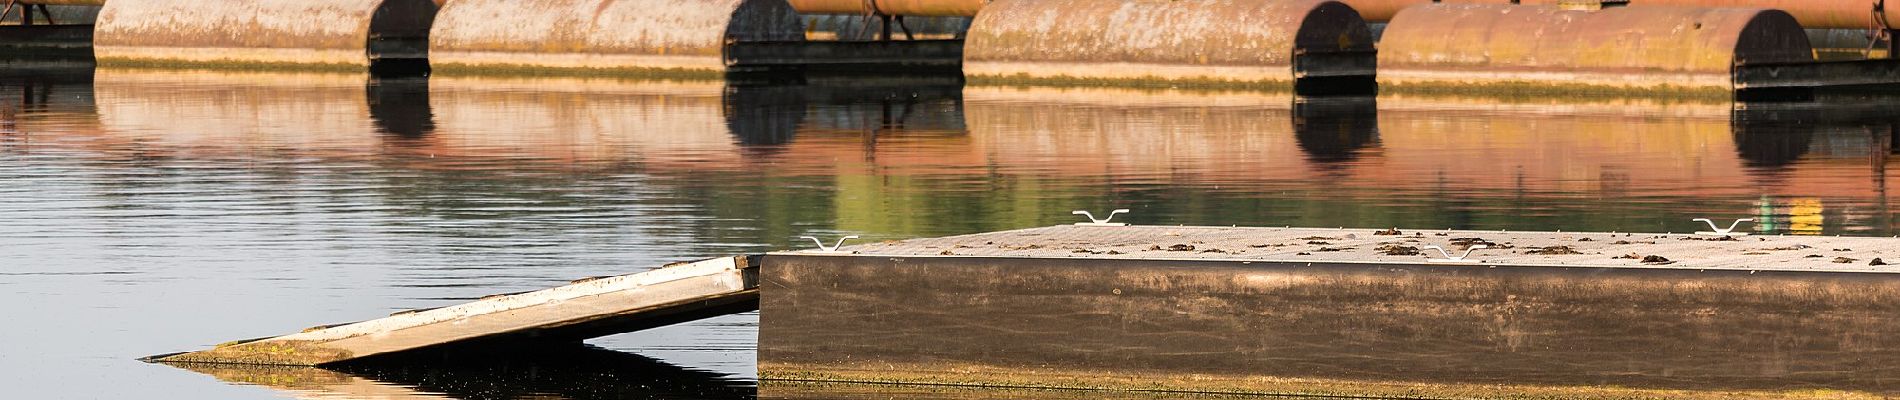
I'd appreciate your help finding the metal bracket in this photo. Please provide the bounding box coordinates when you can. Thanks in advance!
[800,235,860,254]
[1693,218,1754,236]
[1073,209,1130,226]
[1423,245,1488,263]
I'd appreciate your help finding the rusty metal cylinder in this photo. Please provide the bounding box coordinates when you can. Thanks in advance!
[95,0,439,68]
[1341,0,1900,29]
[15,0,106,5]
[964,0,1374,88]
[1377,4,1813,92]
[429,0,802,74]
[788,0,987,17]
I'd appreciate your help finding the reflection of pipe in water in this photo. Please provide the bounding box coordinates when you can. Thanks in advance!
[164,344,752,400]
[1293,96,1379,165]
[367,77,434,140]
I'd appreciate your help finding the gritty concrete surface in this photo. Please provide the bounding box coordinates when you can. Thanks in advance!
[822,224,1900,273]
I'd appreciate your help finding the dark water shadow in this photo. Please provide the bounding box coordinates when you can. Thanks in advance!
[163,344,753,400]
[724,71,965,151]
[369,76,436,140]
[1292,96,1379,168]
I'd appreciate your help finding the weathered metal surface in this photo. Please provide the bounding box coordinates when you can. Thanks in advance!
[1378,4,1813,93]
[1342,0,1900,29]
[788,0,986,16]
[760,225,1900,397]
[1627,0,1900,30]
[94,0,437,68]
[154,256,759,365]
[801,15,970,41]
[964,0,1373,89]
[429,0,802,74]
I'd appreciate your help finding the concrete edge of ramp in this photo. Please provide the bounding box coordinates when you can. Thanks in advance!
[149,256,760,366]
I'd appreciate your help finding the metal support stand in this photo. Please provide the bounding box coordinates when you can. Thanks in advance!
[1,0,18,26]
[880,14,893,41]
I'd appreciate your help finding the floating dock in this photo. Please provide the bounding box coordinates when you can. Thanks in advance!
[760,223,1900,398]
[153,219,1900,397]
[150,256,758,366]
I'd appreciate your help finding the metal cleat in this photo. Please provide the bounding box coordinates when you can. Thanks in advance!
[800,235,860,254]
[1073,209,1130,226]
[1693,218,1753,237]
[1423,245,1489,264]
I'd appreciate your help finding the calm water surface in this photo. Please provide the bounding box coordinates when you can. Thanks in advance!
[4,66,1900,399]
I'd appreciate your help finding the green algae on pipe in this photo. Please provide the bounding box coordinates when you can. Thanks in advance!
[1377,4,1813,94]
[962,0,1373,89]
[94,0,437,69]
[429,0,802,75]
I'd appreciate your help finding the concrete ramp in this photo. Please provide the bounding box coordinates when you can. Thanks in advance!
[94,0,438,70]
[151,256,759,366]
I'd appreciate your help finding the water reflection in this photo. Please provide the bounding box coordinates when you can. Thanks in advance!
[370,77,435,139]
[7,67,1900,398]
[167,345,752,400]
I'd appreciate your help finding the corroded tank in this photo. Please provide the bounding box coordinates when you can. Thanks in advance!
[1341,0,1900,29]
[430,0,802,75]
[963,0,1374,89]
[1378,4,1813,94]
[93,0,437,69]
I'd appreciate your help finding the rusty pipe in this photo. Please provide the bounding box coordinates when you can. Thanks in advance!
[787,0,986,16]
[1341,0,1900,29]
[1377,4,1813,91]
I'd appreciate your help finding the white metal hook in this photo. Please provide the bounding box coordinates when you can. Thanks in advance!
[1423,245,1488,263]
[800,235,859,253]
[1693,218,1754,236]
[1073,209,1130,226]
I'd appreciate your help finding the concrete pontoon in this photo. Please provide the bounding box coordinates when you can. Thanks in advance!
[761,224,1900,398]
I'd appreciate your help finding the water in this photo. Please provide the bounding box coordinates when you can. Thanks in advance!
[3,66,1898,399]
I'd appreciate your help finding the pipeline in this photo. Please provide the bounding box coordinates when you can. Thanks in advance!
[964,0,1374,89]
[429,0,802,75]
[1339,0,1900,30]
[1377,4,1813,94]
[94,0,438,70]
